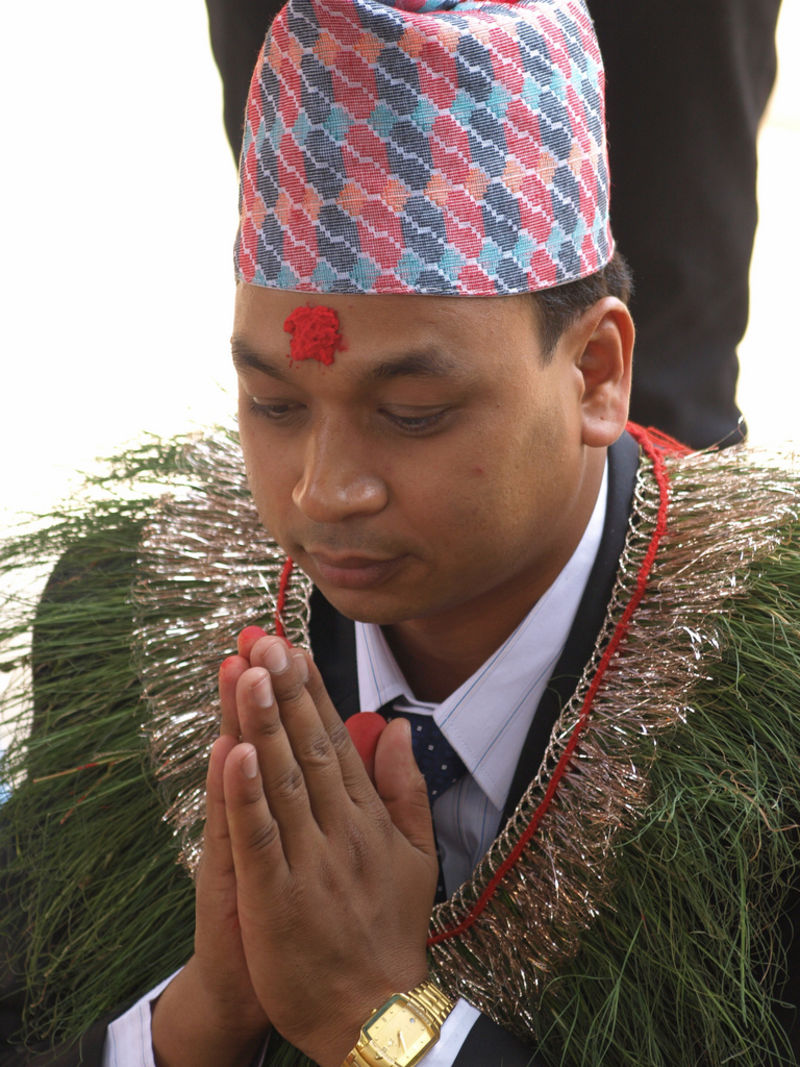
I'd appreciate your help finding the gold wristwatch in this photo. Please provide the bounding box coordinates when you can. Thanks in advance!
[343,979,454,1066]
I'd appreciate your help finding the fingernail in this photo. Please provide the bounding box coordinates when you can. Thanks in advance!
[242,746,259,779]
[253,673,273,708]
[292,651,309,683]
[264,641,289,674]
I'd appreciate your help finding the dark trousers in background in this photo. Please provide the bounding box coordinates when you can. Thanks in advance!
[592,0,782,449]
[206,0,782,449]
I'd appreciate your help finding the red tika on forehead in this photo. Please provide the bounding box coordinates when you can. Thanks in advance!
[283,305,345,366]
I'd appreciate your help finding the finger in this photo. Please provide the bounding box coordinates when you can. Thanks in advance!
[197,737,272,1032]
[250,631,375,806]
[373,719,437,861]
[204,734,238,858]
[223,740,289,891]
[236,663,323,845]
[197,735,239,926]
[249,640,340,744]
[219,654,249,737]
[237,625,267,660]
[246,639,358,826]
[298,649,379,803]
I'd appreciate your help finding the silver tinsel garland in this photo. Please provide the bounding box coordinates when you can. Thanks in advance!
[131,432,800,1045]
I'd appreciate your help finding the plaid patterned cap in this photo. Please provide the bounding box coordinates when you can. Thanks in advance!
[235,0,613,295]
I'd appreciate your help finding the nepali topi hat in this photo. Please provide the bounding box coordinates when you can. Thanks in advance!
[235,0,613,296]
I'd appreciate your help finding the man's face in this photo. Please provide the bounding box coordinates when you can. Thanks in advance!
[233,286,605,637]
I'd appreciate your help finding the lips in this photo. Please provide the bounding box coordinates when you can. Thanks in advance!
[303,549,406,590]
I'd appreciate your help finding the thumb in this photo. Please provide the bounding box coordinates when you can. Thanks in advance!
[374,718,436,859]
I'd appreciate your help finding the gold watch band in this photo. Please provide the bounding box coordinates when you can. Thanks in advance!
[343,1048,374,1067]
[343,979,454,1067]
[402,980,453,1029]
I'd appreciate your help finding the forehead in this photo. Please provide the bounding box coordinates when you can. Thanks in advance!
[232,285,541,375]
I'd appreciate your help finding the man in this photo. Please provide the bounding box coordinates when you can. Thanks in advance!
[1,0,799,1064]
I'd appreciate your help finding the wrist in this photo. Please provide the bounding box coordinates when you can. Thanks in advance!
[152,961,269,1067]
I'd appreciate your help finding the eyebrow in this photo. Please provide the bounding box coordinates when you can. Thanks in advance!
[230,337,462,383]
[231,338,292,381]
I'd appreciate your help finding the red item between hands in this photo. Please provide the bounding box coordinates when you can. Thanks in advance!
[345,711,388,772]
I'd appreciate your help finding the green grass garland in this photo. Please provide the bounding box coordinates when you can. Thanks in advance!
[533,536,800,1065]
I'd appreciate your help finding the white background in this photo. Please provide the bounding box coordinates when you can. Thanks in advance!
[0,1,799,529]
[1,2,239,524]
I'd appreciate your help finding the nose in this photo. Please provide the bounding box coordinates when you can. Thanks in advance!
[291,420,388,523]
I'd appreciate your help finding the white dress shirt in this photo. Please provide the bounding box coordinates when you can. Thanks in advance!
[103,463,607,1065]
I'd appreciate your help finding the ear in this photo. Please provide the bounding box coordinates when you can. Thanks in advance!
[568,297,634,448]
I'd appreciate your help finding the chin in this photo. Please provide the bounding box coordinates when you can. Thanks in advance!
[319,591,406,626]
[313,582,422,627]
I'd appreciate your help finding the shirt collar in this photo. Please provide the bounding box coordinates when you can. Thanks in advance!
[355,460,608,810]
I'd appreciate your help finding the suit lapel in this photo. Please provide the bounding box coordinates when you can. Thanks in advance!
[501,432,640,822]
[309,587,359,719]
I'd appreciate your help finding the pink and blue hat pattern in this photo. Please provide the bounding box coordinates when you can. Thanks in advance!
[235,0,613,295]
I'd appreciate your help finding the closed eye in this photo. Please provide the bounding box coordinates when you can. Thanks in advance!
[380,407,450,434]
[247,397,305,422]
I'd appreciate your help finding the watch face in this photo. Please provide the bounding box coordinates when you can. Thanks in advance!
[364,995,435,1066]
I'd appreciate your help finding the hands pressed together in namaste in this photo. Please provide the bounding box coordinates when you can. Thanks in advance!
[151,628,439,1067]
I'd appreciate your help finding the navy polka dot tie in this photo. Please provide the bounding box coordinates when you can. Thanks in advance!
[397,711,467,805]
[384,706,467,900]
